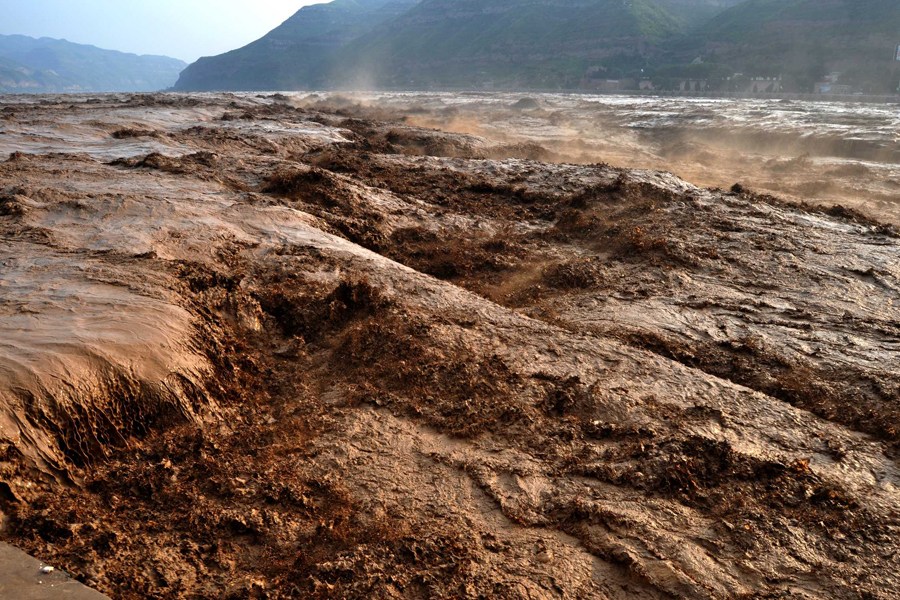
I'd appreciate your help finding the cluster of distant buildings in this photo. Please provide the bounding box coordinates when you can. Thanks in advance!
[580,69,785,94]
[580,69,876,96]
[581,45,900,95]
[813,72,853,95]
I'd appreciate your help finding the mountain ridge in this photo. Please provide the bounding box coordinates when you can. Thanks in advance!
[172,0,900,93]
[174,0,419,91]
[0,34,186,93]
[329,0,684,89]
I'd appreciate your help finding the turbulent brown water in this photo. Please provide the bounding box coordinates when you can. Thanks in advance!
[301,91,900,223]
[0,92,898,599]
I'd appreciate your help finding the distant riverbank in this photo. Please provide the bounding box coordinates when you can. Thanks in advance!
[369,87,900,105]
[626,90,900,105]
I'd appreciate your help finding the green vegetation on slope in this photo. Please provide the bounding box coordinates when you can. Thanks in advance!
[656,0,746,29]
[321,0,691,88]
[689,0,900,91]
[174,0,900,93]
[178,0,695,90]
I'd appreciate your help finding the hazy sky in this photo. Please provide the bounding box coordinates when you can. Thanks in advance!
[0,0,323,63]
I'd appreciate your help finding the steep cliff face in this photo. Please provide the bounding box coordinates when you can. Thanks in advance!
[0,35,185,93]
[173,0,418,91]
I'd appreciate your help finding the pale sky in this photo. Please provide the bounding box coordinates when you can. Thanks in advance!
[0,0,324,63]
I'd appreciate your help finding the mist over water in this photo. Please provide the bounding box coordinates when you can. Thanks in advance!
[298,92,900,223]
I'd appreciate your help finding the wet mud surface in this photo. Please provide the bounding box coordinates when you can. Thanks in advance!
[0,93,898,599]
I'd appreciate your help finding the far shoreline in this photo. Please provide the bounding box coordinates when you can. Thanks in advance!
[3,88,899,106]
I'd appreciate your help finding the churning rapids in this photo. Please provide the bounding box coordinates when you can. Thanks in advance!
[0,92,897,599]
[331,91,900,224]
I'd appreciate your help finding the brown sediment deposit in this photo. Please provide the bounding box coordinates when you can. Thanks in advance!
[0,92,898,599]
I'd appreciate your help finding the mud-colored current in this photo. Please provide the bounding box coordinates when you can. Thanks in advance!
[0,92,897,599]
[297,91,900,223]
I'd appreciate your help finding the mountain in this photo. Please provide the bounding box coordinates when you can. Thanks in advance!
[656,0,746,28]
[331,0,686,89]
[0,55,66,92]
[176,0,732,91]
[688,0,900,91]
[0,35,186,93]
[174,0,900,93]
[174,0,419,91]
